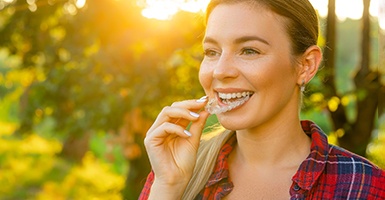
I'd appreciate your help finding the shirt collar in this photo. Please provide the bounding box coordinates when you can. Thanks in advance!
[291,120,330,190]
[206,134,237,187]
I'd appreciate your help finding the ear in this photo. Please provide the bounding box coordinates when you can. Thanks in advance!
[297,45,322,85]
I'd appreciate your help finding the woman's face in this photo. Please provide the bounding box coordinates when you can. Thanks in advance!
[199,3,301,130]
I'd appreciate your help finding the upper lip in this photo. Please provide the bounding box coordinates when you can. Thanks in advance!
[214,88,253,93]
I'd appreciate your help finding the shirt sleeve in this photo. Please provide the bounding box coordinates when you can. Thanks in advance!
[138,170,155,200]
[370,168,385,199]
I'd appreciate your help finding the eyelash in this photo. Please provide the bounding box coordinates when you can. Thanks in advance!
[203,47,261,57]
[241,48,260,55]
[203,49,220,57]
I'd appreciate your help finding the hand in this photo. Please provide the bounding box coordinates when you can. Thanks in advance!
[144,96,209,194]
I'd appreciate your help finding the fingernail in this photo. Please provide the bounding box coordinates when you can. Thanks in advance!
[184,130,192,137]
[190,111,200,118]
[196,96,208,103]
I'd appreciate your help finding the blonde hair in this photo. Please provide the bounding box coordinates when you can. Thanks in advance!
[182,0,319,199]
[182,128,234,199]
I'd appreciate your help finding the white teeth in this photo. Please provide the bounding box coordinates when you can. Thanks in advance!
[218,92,253,100]
[205,95,251,114]
[205,91,254,114]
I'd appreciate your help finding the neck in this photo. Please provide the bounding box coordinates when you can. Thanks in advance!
[233,117,311,168]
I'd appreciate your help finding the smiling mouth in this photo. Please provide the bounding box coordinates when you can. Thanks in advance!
[206,91,254,114]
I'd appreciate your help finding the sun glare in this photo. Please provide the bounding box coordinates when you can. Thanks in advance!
[336,0,364,20]
[380,0,385,30]
[141,0,209,20]
[310,0,379,21]
[141,0,380,22]
[76,0,86,8]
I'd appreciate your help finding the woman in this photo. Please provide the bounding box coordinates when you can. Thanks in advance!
[139,0,385,199]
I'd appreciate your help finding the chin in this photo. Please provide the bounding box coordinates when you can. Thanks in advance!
[217,113,250,131]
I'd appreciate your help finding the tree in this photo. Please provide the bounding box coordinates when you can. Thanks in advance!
[0,0,205,198]
[379,0,385,116]
[319,0,381,156]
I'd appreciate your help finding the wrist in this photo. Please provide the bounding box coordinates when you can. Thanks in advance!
[148,179,189,200]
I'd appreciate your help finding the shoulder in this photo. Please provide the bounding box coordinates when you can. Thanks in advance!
[321,144,385,198]
[327,144,384,175]
[301,120,384,178]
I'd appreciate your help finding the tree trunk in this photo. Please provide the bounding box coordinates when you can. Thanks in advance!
[120,109,151,199]
[337,0,379,157]
[122,135,150,200]
[379,15,385,116]
[60,131,91,162]
[322,0,379,157]
[323,0,350,135]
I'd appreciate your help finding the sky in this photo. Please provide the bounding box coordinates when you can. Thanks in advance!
[141,0,383,29]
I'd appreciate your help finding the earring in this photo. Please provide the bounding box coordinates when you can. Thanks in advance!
[300,80,305,92]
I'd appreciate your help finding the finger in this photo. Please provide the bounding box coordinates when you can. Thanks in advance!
[170,96,208,111]
[168,97,208,125]
[148,97,208,134]
[187,110,211,146]
[164,106,202,122]
[144,122,191,147]
[148,106,201,134]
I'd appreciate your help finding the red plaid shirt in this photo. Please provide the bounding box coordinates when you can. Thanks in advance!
[139,121,385,199]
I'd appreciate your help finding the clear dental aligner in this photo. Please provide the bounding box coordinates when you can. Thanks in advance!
[205,95,250,115]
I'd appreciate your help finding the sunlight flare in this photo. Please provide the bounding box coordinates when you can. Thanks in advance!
[141,0,179,20]
[141,0,209,20]
[141,0,379,21]
[380,0,385,30]
[310,0,379,20]
[76,0,86,8]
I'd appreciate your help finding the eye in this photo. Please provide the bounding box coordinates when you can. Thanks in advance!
[204,49,221,57]
[241,48,260,55]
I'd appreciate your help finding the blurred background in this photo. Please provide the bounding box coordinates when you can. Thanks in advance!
[0,0,384,199]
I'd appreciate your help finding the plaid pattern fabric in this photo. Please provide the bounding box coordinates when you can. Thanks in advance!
[139,170,154,200]
[139,121,385,200]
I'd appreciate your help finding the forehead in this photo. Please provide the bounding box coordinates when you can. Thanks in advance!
[204,3,289,45]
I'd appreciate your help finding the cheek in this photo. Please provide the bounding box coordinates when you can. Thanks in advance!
[199,63,211,91]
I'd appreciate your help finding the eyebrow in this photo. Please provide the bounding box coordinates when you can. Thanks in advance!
[203,35,270,46]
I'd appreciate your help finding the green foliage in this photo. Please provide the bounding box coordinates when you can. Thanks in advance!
[0,1,206,198]
[89,131,128,175]
[0,124,127,199]
[36,152,125,200]
[304,18,380,112]
[366,114,385,169]
[0,128,62,198]
[0,0,204,137]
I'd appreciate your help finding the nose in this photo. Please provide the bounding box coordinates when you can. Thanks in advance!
[213,53,239,80]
